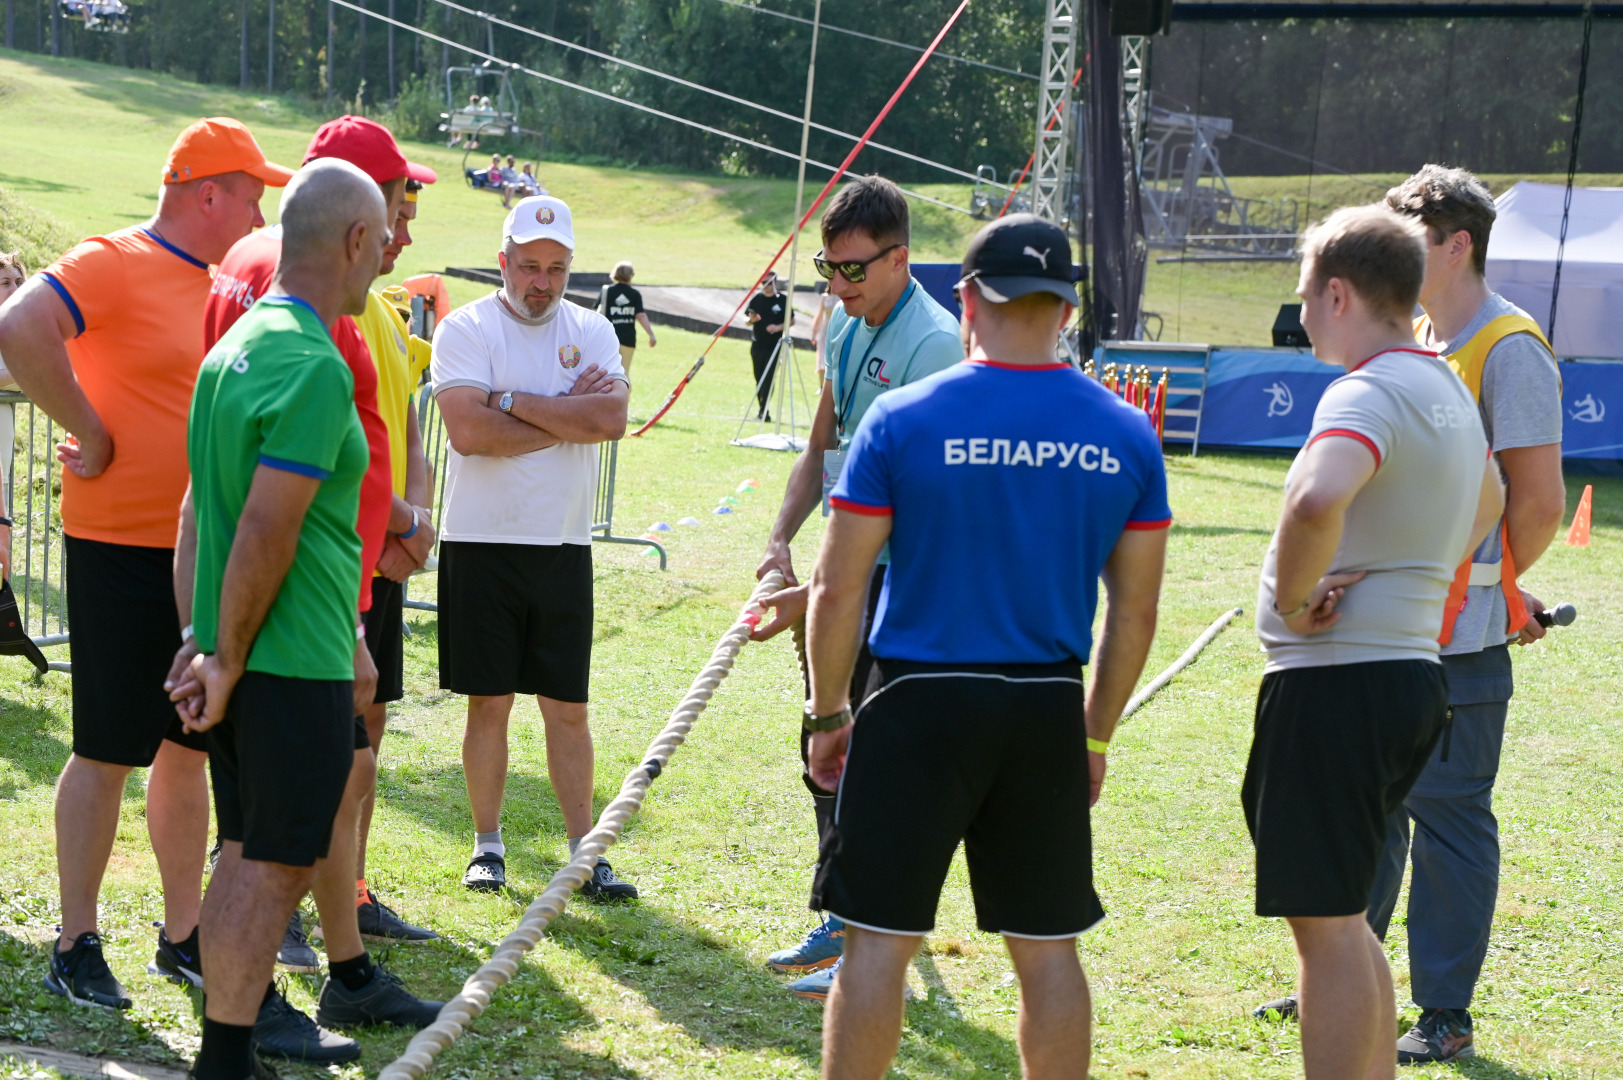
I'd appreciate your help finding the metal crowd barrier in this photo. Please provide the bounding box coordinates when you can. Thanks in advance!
[1,391,73,672]
[402,391,666,615]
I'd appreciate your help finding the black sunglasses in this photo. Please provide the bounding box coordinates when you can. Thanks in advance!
[813,244,903,284]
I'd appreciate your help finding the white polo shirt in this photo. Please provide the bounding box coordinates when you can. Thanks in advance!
[430,291,625,545]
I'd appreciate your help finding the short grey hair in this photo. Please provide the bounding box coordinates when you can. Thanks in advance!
[280,158,387,262]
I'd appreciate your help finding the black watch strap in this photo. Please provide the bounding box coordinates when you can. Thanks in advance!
[0,515,13,528]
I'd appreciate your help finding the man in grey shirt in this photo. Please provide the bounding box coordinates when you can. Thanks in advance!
[1374,166,1565,1064]
[1246,205,1502,1080]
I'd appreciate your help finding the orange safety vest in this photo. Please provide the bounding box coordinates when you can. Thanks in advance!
[1418,313,1556,645]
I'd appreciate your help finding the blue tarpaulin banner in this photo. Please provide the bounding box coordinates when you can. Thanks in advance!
[1093,344,1623,460]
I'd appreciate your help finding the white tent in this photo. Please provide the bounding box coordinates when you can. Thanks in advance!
[1487,181,1623,359]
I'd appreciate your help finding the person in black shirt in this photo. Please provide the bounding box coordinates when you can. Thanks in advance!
[597,261,656,377]
[745,273,787,418]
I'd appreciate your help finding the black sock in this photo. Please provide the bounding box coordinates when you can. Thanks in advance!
[193,1016,255,1080]
[330,951,375,991]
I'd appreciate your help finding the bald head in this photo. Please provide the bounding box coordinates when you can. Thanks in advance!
[280,158,388,262]
[275,158,389,319]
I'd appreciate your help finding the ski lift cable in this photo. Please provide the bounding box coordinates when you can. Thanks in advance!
[704,0,1038,81]
[631,0,975,438]
[422,0,1016,190]
[331,0,973,216]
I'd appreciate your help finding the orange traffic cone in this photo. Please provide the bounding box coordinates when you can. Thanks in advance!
[1565,484,1592,547]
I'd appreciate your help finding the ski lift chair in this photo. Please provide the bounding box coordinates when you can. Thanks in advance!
[61,0,130,31]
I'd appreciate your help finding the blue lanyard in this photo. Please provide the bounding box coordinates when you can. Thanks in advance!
[835,279,917,437]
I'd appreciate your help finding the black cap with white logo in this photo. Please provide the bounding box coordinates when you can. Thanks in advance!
[960,213,1079,305]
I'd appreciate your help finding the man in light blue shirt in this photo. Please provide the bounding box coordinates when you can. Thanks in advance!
[749,175,963,997]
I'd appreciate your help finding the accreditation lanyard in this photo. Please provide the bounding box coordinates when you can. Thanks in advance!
[835,279,917,440]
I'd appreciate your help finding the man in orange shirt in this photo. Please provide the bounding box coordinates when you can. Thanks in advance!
[0,119,291,1007]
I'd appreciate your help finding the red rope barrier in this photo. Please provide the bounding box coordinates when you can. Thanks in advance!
[629,0,972,438]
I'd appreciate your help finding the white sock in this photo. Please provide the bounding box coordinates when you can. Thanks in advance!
[474,829,504,859]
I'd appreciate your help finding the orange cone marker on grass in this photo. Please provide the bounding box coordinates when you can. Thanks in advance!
[1565,484,1592,547]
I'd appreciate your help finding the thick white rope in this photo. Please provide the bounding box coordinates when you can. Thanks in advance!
[1119,607,1242,722]
[378,572,785,1080]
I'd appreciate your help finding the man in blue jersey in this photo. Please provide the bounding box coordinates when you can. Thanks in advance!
[802,215,1170,1077]
[750,176,963,996]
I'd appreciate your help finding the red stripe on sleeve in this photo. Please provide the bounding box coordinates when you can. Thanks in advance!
[1124,518,1172,531]
[829,497,893,517]
[1309,428,1382,469]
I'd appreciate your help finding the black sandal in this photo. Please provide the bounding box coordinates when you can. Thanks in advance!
[462,852,506,892]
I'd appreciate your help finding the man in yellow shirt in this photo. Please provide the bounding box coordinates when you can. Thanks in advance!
[350,176,439,942]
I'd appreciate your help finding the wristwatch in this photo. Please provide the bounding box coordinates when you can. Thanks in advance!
[803,705,854,733]
[1272,596,1312,619]
[0,515,12,528]
[498,390,515,413]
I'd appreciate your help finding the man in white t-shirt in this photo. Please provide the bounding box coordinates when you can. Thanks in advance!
[430,195,635,899]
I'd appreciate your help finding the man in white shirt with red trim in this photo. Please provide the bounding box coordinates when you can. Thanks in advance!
[1247,204,1505,1080]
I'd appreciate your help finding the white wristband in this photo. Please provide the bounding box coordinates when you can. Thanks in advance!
[356,624,367,641]
[180,623,194,644]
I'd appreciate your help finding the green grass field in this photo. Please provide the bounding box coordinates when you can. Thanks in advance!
[1,47,1621,1080]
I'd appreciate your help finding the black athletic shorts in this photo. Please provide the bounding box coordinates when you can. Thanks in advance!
[798,563,887,796]
[1242,658,1448,918]
[363,575,405,705]
[811,658,1104,938]
[209,671,354,866]
[64,535,207,766]
[437,541,592,701]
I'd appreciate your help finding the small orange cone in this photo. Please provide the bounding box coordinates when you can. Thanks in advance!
[1565,484,1592,547]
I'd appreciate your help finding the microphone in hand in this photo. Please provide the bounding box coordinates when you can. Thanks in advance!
[1533,602,1576,629]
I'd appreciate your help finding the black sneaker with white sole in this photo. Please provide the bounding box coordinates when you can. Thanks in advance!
[463,852,506,892]
[316,963,444,1030]
[355,891,439,943]
[252,985,361,1064]
[579,857,638,902]
[276,910,319,974]
[1252,992,1298,1021]
[43,931,132,1009]
[1397,1008,1475,1064]
[147,922,204,988]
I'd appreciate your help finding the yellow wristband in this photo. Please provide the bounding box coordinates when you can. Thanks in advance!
[1087,737,1109,755]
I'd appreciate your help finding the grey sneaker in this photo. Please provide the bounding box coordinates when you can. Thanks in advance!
[43,931,132,1009]
[1397,1008,1475,1064]
[252,985,360,1063]
[316,963,443,1029]
[276,910,318,974]
[1252,992,1298,1021]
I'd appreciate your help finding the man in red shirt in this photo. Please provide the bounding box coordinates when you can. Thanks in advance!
[190,116,441,1063]
[0,117,290,1010]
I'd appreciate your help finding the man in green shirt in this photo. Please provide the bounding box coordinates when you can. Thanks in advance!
[169,159,389,1080]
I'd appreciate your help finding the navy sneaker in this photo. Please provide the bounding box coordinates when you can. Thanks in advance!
[316,963,443,1029]
[768,917,845,973]
[252,985,361,1064]
[43,931,132,1009]
[147,922,203,988]
[1397,1008,1475,1064]
[1252,992,1298,1021]
[463,852,505,892]
[276,910,318,974]
[579,857,638,902]
[355,891,438,943]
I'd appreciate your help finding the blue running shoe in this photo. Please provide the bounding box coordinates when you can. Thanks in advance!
[768,917,845,973]
[788,957,840,1001]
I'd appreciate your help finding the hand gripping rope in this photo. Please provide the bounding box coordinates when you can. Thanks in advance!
[378,572,786,1080]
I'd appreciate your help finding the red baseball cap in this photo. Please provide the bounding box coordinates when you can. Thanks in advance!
[302,116,438,185]
[163,117,295,186]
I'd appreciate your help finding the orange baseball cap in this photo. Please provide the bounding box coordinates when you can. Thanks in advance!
[162,117,296,186]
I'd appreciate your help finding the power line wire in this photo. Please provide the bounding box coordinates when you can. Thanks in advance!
[422,0,1014,189]
[705,0,1038,80]
[328,0,974,215]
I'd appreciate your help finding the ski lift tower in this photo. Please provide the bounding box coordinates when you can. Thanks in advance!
[1031,0,1079,223]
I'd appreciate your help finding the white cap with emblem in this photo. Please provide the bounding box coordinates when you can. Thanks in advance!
[504,195,575,250]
